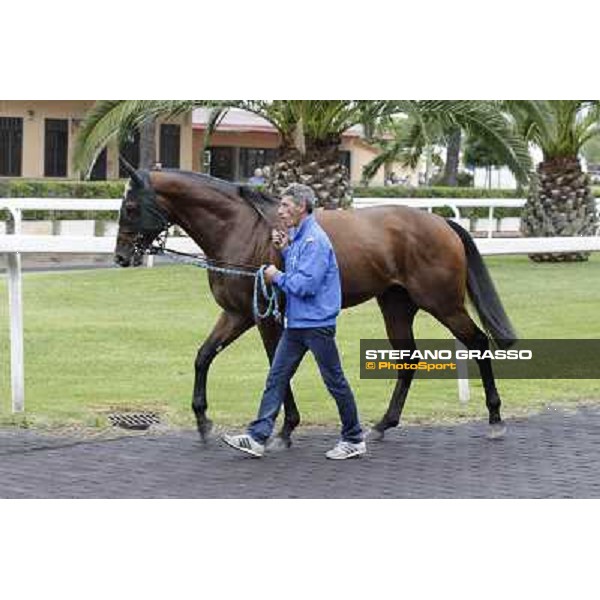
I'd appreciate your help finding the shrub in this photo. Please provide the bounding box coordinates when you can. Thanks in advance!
[352,186,525,218]
[352,186,522,199]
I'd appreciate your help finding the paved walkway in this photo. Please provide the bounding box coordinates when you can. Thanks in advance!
[1,406,600,498]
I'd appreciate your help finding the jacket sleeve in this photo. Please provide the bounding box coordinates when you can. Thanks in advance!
[273,239,329,298]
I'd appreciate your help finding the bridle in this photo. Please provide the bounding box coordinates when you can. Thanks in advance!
[120,171,171,260]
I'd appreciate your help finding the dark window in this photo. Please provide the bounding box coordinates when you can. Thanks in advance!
[239,147,278,179]
[44,119,69,177]
[0,117,23,176]
[159,124,180,168]
[119,130,140,177]
[208,146,235,181]
[89,147,107,181]
[338,150,351,175]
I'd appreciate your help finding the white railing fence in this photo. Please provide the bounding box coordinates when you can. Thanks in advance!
[2,198,600,414]
[1,199,199,413]
[353,197,527,238]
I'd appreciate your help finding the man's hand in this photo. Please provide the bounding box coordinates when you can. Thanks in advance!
[272,228,289,251]
[264,264,281,284]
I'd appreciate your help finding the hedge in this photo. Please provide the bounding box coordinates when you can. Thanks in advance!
[352,186,526,218]
[0,179,125,199]
[353,186,523,198]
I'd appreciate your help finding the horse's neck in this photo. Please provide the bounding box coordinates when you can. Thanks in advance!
[156,179,272,263]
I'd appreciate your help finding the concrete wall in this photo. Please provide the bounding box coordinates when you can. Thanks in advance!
[339,137,386,186]
[0,100,192,180]
[0,100,95,178]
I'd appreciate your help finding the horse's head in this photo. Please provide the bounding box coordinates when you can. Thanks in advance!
[115,158,170,267]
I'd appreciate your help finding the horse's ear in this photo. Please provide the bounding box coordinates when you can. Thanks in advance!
[119,154,144,188]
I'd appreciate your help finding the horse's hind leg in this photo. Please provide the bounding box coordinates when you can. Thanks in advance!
[257,321,300,449]
[438,308,506,438]
[370,286,419,441]
[193,311,255,442]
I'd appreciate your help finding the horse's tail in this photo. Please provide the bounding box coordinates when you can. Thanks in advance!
[446,219,517,349]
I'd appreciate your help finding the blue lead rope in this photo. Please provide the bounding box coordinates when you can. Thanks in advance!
[253,265,282,323]
[157,248,281,323]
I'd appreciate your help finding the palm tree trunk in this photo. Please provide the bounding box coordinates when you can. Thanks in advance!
[521,156,597,261]
[139,118,157,169]
[266,142,351,209]
[442,126,461,186]
[425,146,433,185]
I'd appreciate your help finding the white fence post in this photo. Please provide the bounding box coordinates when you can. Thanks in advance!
[455,339,470,405]
[7,252,25,412]
[6,207,25,412]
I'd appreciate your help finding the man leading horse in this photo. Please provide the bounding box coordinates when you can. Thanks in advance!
[222,184,367,460]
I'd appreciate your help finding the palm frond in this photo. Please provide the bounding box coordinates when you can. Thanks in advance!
[74,100,247,174]
[363,100,533,186]
[518,100,600,159]
[73,100,205,174]
[75,100,537,186]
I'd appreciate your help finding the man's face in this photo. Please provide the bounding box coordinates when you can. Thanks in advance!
[277,196,305,228]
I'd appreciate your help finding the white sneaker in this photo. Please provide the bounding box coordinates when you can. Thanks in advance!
[325,440,367,460]
[222,434,265,458]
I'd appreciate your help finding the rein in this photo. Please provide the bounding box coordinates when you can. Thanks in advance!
[146,225,282,324]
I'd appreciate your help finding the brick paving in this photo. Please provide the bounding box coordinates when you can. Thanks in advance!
[1,406,600,498]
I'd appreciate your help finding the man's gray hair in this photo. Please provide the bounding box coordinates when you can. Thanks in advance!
[282,183,315,214]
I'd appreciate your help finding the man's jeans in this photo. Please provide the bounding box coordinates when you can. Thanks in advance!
[248,326,363,444]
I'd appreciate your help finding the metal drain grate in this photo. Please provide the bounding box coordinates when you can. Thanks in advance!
[108,412,160,430]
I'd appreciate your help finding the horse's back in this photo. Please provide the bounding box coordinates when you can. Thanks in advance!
[315,205,466,308]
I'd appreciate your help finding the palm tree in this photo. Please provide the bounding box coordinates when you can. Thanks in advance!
[517,101,600,261]
[73,100,533,208]
[361,101,533,189]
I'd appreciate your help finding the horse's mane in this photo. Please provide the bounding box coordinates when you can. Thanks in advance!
[160,169,278,218]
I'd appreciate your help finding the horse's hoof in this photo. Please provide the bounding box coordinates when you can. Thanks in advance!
[198,420,216,443]
[488,422,507,440]
[266,436,292,451]
[366,427,385,442]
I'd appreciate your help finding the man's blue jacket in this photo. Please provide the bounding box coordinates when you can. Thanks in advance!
[272,214,341,329]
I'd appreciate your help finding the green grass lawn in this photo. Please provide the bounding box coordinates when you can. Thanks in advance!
[1,255,600,430]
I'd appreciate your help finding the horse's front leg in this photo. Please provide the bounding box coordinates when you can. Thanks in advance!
[257,321,301,449]
[193,311,254,441]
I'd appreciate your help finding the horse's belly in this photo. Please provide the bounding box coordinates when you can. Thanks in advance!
[341,291,379,309]
[338,253,401,301]
[209,274,253,314]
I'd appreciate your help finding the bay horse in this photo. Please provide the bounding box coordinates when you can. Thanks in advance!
[115,165,516,446]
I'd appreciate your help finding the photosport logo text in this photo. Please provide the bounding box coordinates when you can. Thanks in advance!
[359,340,600,380]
